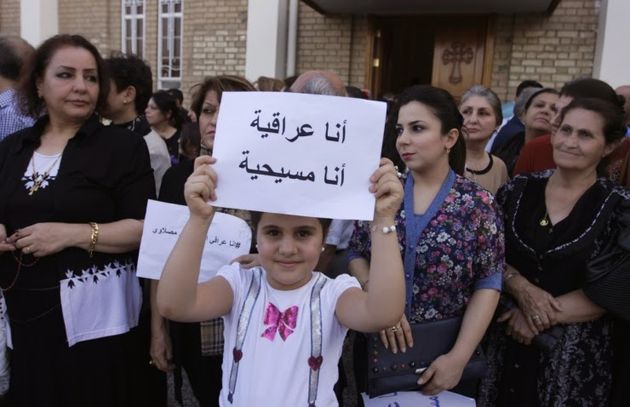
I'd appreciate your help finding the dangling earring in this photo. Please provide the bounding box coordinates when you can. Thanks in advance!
[321,247,325,253]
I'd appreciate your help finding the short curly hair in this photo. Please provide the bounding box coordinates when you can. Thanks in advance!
[105,52,153,114]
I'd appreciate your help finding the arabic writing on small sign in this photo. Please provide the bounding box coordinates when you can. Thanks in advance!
[152,227,178,235]
[137,200,252,282]
[207,235,242,249]
[361,390,475,407]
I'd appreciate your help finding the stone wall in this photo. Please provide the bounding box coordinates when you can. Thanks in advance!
[296,3,368,89]
[183,0,248,98]
[491,0,599,101]
[58,0,120,56]
[0,0,21,35]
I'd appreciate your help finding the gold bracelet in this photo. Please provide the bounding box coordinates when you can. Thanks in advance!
[88,222,99,257]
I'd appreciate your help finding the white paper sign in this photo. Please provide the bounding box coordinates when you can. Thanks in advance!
[211,92,387,220]
[137,200,252,282]
[362,391,476,407]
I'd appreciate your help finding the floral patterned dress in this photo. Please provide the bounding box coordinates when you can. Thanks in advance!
[348,170,505,323]
[477,171,630,407]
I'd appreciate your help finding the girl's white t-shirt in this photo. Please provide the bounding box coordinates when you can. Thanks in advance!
[217,264,360,407]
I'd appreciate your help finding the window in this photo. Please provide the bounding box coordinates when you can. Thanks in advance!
[158,0,183,89]
[121,0,145,58]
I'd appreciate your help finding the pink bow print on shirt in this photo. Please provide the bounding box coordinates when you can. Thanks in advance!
[261,303,299,341]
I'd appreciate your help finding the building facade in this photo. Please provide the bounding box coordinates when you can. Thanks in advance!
[1,0,628,103]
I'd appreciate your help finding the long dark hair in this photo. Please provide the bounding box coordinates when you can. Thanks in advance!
[19,34,109,117]
[392,85,466,175]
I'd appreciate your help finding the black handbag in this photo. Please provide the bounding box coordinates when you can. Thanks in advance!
[365,316,487,397]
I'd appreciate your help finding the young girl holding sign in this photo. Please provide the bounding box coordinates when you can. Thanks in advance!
[157,155,405,406]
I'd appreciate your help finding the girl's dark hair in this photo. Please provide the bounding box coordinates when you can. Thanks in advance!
[392,85,466,175]
[151,90,183,129]
[19,34,109,117]
[190,75,255,119]
[559,98,627,145]
[179,122,201,160]
[250,212,332,241]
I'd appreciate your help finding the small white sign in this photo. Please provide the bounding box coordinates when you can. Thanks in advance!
[211,92,387,220]
[361,391,476,407]
[137,200,252,282]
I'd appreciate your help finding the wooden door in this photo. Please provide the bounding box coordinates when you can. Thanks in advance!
[366,16,495,100]
[432,18,494,100]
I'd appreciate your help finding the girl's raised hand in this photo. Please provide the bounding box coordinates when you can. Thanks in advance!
[184,156,218,220]
[369,158,403,220]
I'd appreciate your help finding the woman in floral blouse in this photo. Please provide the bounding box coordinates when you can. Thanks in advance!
[348,85,504,397]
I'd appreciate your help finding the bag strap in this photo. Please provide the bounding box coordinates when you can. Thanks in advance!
[307,274,327,407]
[227,268,262,403]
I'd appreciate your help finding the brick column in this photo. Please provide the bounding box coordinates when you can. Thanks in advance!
[244,0,288,81]
[20,0,58,46]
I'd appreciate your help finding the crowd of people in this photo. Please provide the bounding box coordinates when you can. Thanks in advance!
[0,32,629,407]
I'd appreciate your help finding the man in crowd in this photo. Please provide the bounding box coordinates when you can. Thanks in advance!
[0,35,35,140]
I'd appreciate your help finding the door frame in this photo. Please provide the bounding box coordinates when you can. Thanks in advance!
[365,14,497,99]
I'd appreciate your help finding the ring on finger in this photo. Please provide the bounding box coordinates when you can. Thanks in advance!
[390,326,399,332]
[23,247,30,254]
[532,314,541,322]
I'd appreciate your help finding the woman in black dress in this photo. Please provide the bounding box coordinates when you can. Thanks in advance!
[151,75,256,406]
[478,97,630,406]
[0,34,154,406]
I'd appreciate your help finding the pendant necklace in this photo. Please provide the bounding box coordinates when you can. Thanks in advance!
[28,153,62,195]
[539,212,550,227]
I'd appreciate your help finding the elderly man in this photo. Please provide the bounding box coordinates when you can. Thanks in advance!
[0,35,35,140]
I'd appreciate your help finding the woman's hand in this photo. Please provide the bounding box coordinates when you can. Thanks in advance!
[498,308,537,345]
[185,156,218,220]
[379,313,413,354]
[150,321,174,372]
[7,223,74,257]
[418,352,467,396]
[370,158,403,221]
[230,253,260,268]
[511,279,562,333]
[0,224,16,253]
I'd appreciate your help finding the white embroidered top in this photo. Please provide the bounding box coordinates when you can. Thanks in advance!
[217,264,360,407]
